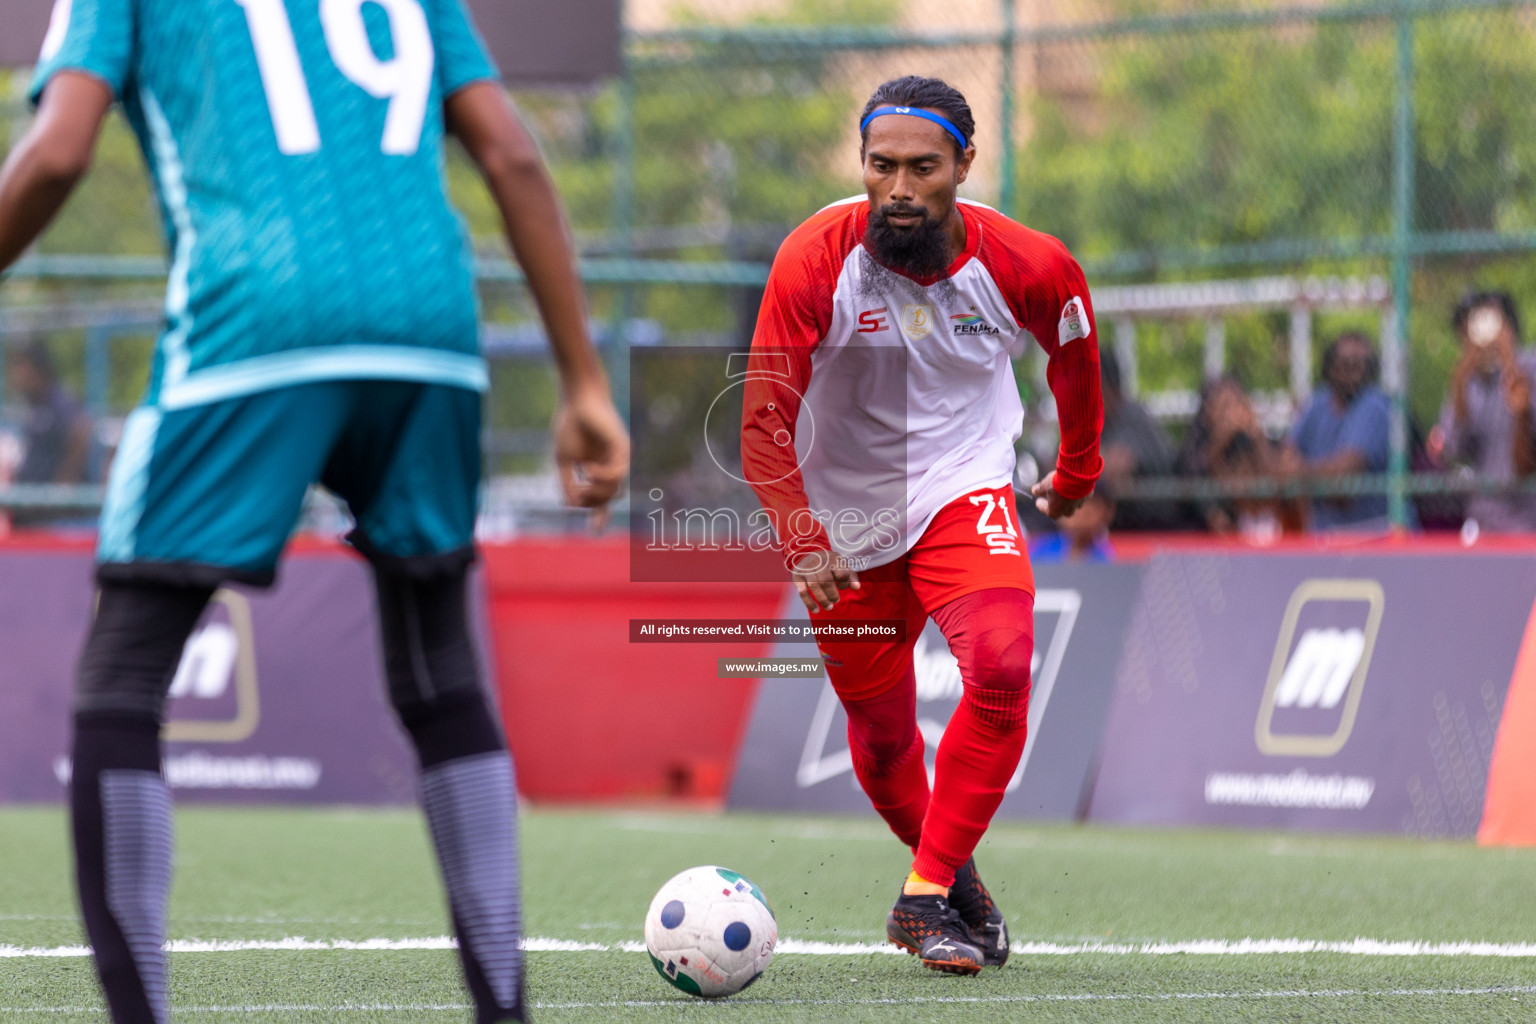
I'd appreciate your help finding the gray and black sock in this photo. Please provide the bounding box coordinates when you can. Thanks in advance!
[405,694,526,1024]
[71,714,174,1024]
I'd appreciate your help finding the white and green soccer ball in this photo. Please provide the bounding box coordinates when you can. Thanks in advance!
[643,865,777,998]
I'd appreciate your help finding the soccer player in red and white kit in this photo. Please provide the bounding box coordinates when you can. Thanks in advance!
[741,76,1102,974]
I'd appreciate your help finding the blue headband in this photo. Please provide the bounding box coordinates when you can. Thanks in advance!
[859,106,969,151]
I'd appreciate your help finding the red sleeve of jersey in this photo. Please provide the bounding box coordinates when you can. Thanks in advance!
[741,204,861,562]
[975,211,1104,501]
[734,199,860,561]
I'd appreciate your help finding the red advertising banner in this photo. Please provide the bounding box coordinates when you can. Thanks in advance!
[480,539,784,801]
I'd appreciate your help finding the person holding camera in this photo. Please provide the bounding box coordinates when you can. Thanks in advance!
[1178,376,1299,540]
[1429,291,1536,533]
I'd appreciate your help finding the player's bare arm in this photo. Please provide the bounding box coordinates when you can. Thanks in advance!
[0,72,112,273]
[446,82,630,524]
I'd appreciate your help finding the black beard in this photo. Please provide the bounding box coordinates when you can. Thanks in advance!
[864,204,952,279]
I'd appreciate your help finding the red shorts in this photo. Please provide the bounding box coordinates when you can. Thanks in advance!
[812,484,1034,702]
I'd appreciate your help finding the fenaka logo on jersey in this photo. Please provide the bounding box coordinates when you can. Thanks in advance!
[1254,579,1384,757]
[901,304,935,341]
[163,589,261,744]
[951,312,1000,336]
[1057,296,1090,347]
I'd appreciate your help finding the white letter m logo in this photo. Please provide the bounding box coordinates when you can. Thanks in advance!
[1272,628,1367,710]
[1255,579,1384,757]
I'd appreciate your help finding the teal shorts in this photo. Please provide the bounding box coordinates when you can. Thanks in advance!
[98,381,481,586]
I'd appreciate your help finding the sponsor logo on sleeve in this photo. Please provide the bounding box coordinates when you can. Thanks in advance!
[1057,296,1090,347]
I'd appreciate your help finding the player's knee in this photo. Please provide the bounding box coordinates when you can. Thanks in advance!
[966,627,1033,695]
[372,565,482,715]
[75,581,214,722]
[370,564,505,766]
[959,623,1033,732]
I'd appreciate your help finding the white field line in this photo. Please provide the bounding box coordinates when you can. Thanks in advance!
[5,987,1536,1014]
[4,936,1536,959]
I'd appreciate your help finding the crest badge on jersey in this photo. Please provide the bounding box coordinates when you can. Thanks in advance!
[1057,296,1091,346]
[901,304,935,341]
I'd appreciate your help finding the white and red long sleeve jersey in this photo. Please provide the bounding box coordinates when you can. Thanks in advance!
[740,196,1104,569]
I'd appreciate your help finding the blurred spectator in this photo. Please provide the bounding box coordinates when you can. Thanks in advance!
[1178,376,1300,540]
[1282,332,1392,531]
[1098,348,1185,530]
[7,340,97,527]
[1027,492,1115,562]
[1430,291,1536,533]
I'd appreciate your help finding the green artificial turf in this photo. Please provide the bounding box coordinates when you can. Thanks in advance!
[2,806,1534,1022]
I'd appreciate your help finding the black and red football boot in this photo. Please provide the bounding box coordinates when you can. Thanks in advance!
[885,891,984,976]
[950,857,1009,967]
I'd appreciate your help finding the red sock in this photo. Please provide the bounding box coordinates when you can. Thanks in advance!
[844,669,929,851]
[913,589,1033,887]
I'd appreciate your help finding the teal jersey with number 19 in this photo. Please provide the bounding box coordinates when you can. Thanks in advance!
[30,0,498,410]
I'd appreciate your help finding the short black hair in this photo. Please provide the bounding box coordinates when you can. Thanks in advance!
[1320,331,1378,385]
[859,76,976,155]
[1453,290,1522,342]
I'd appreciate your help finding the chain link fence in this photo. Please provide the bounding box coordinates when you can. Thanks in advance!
[4,0,1536,532]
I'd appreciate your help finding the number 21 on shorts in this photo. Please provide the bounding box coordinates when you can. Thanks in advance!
[239,0,434,156]
[970,493,1021,556]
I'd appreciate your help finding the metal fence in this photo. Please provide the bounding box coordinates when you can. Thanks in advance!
[5,0,1536,530]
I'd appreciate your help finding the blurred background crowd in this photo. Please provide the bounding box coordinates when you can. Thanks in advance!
[1031,289,1536,560]
[7,0,1536,555]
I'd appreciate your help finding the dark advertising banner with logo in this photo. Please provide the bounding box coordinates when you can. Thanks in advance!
[728,563,1144,820]
[1087,553,1536,838]
[0,548,485,804]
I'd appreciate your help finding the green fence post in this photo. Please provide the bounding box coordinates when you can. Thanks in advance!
[85,325,110,418]
[999,0,1017,219]
[609,11,637,423]
[1387,8,1415,530]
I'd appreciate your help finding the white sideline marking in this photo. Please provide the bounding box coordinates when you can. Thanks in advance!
[5,935,1536,959]
[6,987,1536,1014]
[0,937,610,958]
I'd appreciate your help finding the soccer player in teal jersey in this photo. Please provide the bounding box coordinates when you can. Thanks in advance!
[0,0,629,1020]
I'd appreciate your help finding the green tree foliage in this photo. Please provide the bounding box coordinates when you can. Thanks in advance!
[1015,7,1536,425]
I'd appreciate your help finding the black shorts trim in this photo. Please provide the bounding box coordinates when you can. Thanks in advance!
[96,560,276,590]
[347,529,478,579]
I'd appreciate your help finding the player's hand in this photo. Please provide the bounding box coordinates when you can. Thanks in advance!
[792,550,860,613]
[1031,471,1088,520]
[553,384,630,532]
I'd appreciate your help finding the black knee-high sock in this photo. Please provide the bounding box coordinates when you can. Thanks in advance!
[404,694,525,1024]
[71,713,173,1024]
[373,564,524,1023]
[71,581,210,1024]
